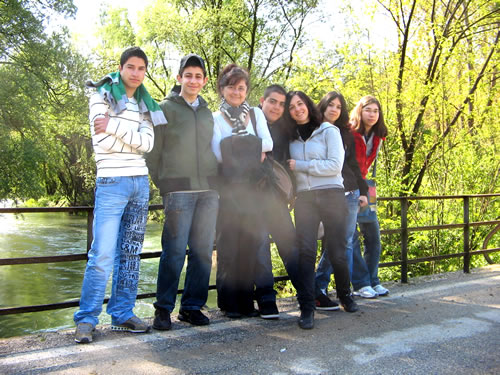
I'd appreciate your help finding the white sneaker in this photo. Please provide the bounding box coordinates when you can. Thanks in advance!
[353,286,378,299]
[373,284,389,296]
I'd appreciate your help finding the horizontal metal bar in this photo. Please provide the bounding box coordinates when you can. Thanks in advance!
[379,248,500,267]
[0,254,88,265]
[1,194,498,213]
[0,276,279,315]
[0,206,164,214]
[148,204,163,211]
[139,251,162,260]
[3,220,498,266]
[2,248,498,316]
[0,252,162,266]
[0,207,93,214]
[378,193,500,201]
[379,220,500,236]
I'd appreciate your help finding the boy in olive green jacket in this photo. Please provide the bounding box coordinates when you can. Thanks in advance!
[146,54,219,330]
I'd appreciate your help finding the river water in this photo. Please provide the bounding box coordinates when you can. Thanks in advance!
[0,212,218,338]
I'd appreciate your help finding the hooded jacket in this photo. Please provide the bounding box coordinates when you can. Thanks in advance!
[289,122,344,193]
[146,91,218,195]
[353,131,384,179]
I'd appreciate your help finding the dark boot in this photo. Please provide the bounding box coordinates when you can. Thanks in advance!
[298,309,314,329]
[339,294,359,313]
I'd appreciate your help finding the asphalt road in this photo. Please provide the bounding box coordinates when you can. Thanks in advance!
[1,265,499,374]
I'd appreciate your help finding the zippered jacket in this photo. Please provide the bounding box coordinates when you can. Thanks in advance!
[146,91,219,195]
[339,127,368,196]
[352,131,384,179]
[289,122,344,193]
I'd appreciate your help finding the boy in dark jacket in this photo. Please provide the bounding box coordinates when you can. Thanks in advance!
[146,54,219,330]
[253,85,306,320]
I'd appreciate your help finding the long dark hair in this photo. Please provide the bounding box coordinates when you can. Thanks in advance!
[350,95,388,138]
[317,91,351,150]
[317,91,350,130]
[284,91,321,140]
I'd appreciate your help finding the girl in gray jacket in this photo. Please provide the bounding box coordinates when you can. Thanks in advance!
[285,91,358,329]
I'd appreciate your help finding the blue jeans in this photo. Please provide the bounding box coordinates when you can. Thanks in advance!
[155,190,219,312]
[314,189,360,296]
[254,231,275,303]
[351,218,382,290]
[295,188,350,311]
[74,175,149,327]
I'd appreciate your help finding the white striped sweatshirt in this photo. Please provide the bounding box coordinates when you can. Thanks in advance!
[89,92,154,177]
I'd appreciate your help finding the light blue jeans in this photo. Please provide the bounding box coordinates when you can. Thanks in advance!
[74,175,149,327]
[314,189,359,296]
[351,218,381,290]
[155,190,219,312]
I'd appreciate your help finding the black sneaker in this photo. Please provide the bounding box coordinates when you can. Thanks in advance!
[298,309,314,329]
[178,309,210,326]
[259,301,280,319]
[315,294,340,311]
[339,294,359,313]
[224,310,243,319]
[153,308,172,330]
[242,308,260,318]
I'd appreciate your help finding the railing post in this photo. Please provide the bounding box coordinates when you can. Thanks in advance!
[463,196,470,273]
[86,209,94,254]
[401,197,408,283]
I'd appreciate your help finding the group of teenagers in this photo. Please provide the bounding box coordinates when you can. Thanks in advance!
[73,47,389,344]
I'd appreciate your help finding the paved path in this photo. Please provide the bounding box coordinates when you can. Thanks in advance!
[1,265,499,374]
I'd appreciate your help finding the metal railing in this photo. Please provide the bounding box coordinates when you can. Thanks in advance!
[1,194,499,316]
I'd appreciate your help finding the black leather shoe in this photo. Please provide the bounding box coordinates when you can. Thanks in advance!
[178,309,210,326]
[242,308,260,318]
[339,294,359,313]
[298,309,314,329]
[152,307,172,330]
[224,310,243,319]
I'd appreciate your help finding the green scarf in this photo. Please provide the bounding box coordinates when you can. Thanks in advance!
[86,72,167,126]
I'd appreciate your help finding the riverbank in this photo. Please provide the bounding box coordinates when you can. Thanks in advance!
[1,265,499,374]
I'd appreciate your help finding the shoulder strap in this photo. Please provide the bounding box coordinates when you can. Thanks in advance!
[249,108,258,136]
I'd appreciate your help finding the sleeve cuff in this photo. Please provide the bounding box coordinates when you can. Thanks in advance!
[295,160,309,172]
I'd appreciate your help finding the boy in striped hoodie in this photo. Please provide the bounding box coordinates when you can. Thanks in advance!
[74,47,166,344]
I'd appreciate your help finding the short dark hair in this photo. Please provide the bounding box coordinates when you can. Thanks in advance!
[263,84,286,99]
[284,91,321,140]
[217,64,250,96]
[317,91,350,130]
[179,54,207,77]
[120,47,148,68]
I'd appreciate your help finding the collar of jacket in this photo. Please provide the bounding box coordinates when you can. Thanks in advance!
[165,90,208,108]
[295,122,336,141]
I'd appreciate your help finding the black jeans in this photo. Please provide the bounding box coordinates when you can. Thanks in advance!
[216,183,265,314]
[254,191,306,308]
[295,188,351,311]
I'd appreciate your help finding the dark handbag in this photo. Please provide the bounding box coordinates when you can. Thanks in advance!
[357,161,378,223]
[220,111,262,183]
[260,158,294,203]
[249,109,294,204]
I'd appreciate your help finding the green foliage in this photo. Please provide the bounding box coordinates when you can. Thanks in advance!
[2,0,499,281]
[130,0,321,105]
[0,136,46,199]
[0,0,94,205]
